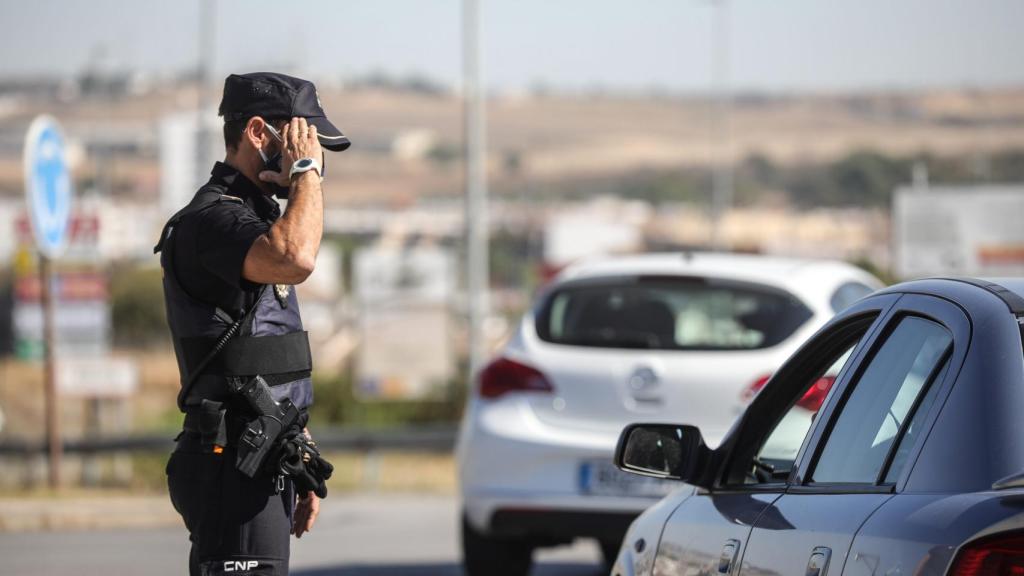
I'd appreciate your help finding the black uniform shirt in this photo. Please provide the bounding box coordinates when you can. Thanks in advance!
[171,162,281,314]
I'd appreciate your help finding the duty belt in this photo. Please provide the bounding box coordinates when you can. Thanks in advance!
[181,409,249,445]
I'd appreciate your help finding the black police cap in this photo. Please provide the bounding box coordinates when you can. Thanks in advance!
[219,72,351,152]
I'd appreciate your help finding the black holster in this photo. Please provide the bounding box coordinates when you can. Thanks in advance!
[228,375,303,478]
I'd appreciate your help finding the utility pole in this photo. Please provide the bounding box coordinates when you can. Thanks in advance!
[463,0,490,379]
[709,0,733,250]
[197,0,217,182]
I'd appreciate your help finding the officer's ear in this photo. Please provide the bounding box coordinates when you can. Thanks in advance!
[244,116,268,151]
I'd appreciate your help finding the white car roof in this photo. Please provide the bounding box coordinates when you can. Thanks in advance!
[554,252,882,313]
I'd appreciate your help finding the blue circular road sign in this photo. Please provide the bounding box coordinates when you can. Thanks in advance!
[24,116,73,259]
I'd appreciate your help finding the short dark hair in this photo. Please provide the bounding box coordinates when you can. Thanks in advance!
[223,117,249,151]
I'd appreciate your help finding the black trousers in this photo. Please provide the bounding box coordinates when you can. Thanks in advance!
[167,440,294,576]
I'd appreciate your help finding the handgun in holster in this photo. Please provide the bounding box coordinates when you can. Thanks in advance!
[226,375,300,478]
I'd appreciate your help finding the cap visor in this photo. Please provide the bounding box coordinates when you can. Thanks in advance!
[309,116,351,151]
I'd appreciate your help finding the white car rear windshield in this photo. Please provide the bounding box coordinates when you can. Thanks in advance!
[536,276,813,350]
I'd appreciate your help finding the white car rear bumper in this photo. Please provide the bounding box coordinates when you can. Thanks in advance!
[458,397,670,536]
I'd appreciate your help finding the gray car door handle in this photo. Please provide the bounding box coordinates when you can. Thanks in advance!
[718,539,741,575]
[805,547,832,576]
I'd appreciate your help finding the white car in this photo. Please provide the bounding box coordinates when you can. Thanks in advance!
[456,252,881,576]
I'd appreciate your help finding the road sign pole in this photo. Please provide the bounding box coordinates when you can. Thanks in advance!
[39,255,61,489]
[24,115,73,490]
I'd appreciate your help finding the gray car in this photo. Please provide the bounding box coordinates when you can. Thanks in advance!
[612,277,1024,576]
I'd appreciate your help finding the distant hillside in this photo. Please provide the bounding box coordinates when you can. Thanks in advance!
[0,82,1021,205]
[322,86,1024,204]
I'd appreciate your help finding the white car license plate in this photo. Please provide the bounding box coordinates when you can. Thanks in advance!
[578,459,677,498]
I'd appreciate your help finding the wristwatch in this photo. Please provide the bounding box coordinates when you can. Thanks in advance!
[289,157,322,181]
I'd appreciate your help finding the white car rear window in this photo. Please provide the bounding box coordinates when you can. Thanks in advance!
[536,276,813,350]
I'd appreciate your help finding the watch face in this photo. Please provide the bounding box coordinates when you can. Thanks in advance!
[296,158,312,169]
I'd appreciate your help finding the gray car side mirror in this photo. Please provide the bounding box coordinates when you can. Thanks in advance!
[615,423,711,485]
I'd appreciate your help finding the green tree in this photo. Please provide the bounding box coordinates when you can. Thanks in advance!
[110,265,168,348]
[828,150,907,207]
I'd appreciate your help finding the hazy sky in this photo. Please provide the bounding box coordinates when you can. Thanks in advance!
[2,0,1021,92]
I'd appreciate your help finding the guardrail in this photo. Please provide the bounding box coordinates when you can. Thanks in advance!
[0,424,458,455]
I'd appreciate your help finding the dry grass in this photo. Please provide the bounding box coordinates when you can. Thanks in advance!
[0,352,182,442]
[323,450,456,495]
[0,450,456,498]
[0,355,456,495]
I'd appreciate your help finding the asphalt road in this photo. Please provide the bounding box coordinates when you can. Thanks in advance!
[0,493,609,576]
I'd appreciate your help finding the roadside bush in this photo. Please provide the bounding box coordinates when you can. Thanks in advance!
[110,265,168,348]
[310,368,467,427]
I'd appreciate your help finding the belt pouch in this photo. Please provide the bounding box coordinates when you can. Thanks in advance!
[197,399,228,452]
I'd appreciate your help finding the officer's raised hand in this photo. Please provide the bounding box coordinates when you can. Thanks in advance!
[258,117,323,188]
[244,116,325,286]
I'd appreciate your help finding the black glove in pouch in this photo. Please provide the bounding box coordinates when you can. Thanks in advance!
[277,435,334,499]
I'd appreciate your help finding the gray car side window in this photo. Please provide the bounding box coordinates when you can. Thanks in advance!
[810,316,952,484]
[882,355,951,484]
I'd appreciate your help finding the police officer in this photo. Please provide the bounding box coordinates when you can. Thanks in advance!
[156,72,350,575]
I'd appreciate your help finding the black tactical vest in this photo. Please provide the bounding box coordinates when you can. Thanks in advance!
[154,172,314,413]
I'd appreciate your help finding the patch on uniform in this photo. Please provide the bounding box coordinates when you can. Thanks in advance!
[274,284,290,308]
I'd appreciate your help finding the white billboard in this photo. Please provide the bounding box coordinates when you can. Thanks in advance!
[894,185,1024,279]
[355,306,454,400]
[353,246,455,400]
[58,357,138,397]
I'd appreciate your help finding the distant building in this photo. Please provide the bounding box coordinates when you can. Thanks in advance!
[159,111,221,216]
[543,198,650,267]
[893,185,1024,279]
[391,129,438,161]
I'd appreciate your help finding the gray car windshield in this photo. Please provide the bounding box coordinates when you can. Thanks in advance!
[536,277,813,350]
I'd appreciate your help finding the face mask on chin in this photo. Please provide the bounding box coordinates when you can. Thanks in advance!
[258,146,291,199]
